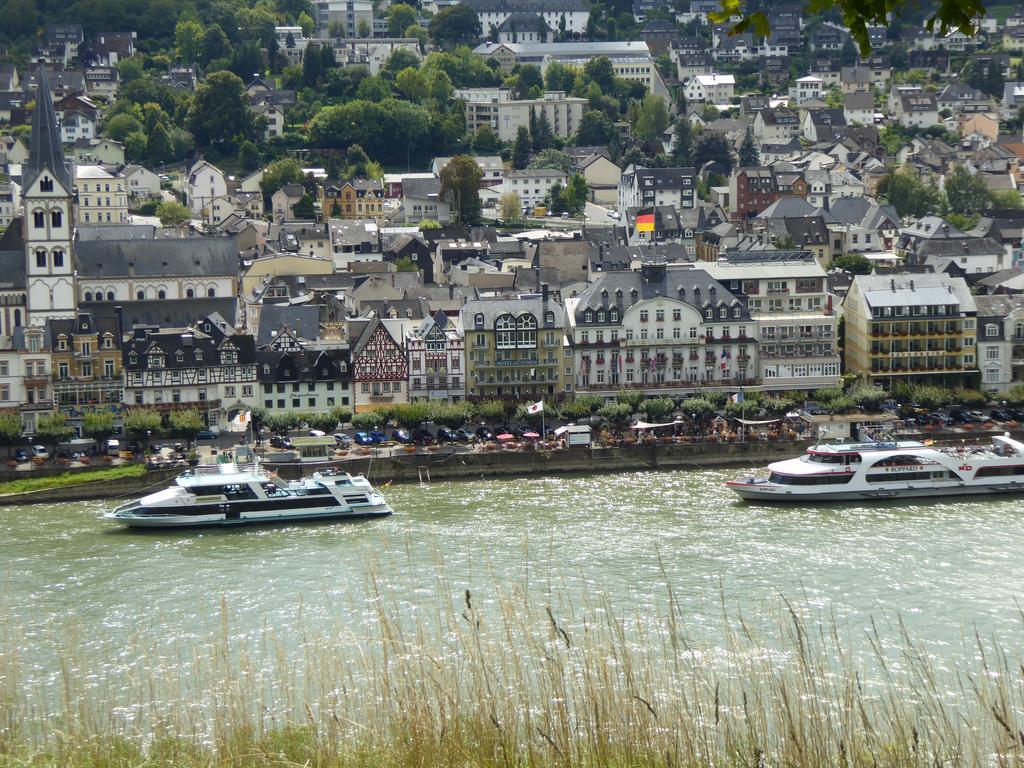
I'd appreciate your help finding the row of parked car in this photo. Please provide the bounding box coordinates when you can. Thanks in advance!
[895,406,1024,428]
[267,425,557,451]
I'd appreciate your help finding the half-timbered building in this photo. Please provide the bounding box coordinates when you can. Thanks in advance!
[407,311,465,402]
[122,314,257,428]
[349,318,409,413]
[257,325,352,415]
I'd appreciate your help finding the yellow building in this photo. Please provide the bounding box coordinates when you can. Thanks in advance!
[321,179,385,220]
[460,290,570,400]
[843,274,978,386]
[241,253,335,297]
[48,311,124,428]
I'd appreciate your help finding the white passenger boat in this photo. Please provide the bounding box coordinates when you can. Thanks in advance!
[726,434,1024,501]
[104,461,393,528]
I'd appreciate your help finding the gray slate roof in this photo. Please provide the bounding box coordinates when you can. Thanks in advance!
[75,238,238,278]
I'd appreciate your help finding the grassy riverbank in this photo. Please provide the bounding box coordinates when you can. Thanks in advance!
[0,572,1021,767]
[0,463,145,495]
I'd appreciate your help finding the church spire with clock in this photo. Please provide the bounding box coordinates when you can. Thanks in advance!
[23,62,75,326]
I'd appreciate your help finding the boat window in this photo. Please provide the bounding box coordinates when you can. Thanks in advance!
[975,465,1024,478]
[873,455,926,467]
[807,453,847,464]
[866,471,934,483]
[262,482,291,497]
[768,473,853,485]
[295,487,333,496]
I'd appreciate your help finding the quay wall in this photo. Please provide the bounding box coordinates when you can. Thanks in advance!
[0,467,180,507]
[266,439,814,484]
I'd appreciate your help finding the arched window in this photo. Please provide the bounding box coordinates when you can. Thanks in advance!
[186,288,195,298]
[106,291,114,301]
[516,313,537,348]
[136,290,144,300]
[84,291,93,302]
[207,287,215,297]
[40,177,53,192]
[474,312,484,327]
[495,313,516,349]
[32,210,44,228]
[51,210,62,228]
[158,290,166,300]
[52,249,64,268]
[35,249,46,268]
[545,310,555,324]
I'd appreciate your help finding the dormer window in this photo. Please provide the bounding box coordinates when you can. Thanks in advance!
[474,312,484,328]
[194,349,203,361]
[148,354,164,368]
[584,310,593,323]
[221,351,238,364]
[705,308,713,319]
[175,350,184,362]
[609,308,619,322]
[40,177,53,193]
[102,335,113,349]
[597,309,606,323]
[57,335,67,351]
[128,352,138,365]
[263,364,270,374]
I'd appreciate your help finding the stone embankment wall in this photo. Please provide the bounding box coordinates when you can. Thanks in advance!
[0,467,180,507]
[267,440,812,484]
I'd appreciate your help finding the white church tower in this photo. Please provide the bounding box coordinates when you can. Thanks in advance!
[23,64,75,326]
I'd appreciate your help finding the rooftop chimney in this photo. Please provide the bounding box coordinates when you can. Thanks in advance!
[542,282,549,305]
[890,278,896,291]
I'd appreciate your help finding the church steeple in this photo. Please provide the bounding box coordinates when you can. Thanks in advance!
[25,63,71,192]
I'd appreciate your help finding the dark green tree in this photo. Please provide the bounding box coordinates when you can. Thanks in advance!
[293,193,316,219]
[511,65,544,99]
[429,4,482,47]
[693,132,734,174]
[670,118,693,166]
[387,2,418,36]
[945,165,990,216]
[738,125,760,167]
[146,121,174,164]
[575,110,616,146]
[511,126,532,169]
[238,140,261,174]
[832,253,873,274]
[186,71,255,149]
[531,107,554,150]
[439,155,483,225]
[583,56,615,93]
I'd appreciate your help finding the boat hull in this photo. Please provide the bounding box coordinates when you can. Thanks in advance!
[103,504,392,528]
[726,481,1024,503]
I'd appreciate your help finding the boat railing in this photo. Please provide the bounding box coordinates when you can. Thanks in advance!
[184,462,265,477]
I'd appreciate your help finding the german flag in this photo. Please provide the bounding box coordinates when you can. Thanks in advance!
[636,211,655,233]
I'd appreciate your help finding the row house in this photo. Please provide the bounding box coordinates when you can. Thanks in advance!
[257,329,351,414]
[49,311,123,431]
[976,295,1024,393]
[349,317,410,413]
[618,166,697,214]
[461,289,570,400]
[567,264,756,397]
[843,274,977,388]
[121,316,258,428]
[407,312,465,402]
[701,254,841,391]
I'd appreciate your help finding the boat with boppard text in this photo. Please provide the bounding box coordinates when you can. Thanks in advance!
[104,461,393,528]
[726,434,1024,501]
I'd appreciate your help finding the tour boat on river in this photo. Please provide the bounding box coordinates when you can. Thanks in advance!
[726,434,1024,501]
[104,461,393,528]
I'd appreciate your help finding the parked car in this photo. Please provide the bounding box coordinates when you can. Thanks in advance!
[949,410,982,424]
[333,433,351,447]
[308,429,326,437]
[455,428,474,442]
[31,445,49,460]
[353,432,375,446]
[411,427,434,444]
[391,429,414,444]
[269,436,293,449]
[369,430,387,444]
[474,427,496,442]
[989,408,1014,422]
[195,430,218,440]
[13,448,30,463]
[437,427,467,443]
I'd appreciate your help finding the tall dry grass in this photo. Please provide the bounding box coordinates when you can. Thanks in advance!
[0,563,1022,768]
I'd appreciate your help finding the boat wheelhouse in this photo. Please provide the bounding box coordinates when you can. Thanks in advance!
[104,461,393,528]
[726,434,1024,501]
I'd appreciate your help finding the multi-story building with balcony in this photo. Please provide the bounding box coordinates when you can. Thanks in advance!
[49,312,123,432]
[567,264,756,397]
[407,312,465,402]
[461,288,569,400]
[844,274,977,387]
[464,91,586,143]
[700,252,842,392]
[2,325,52,434]
[976,294,1024,394]
[121,316,257,429]
[618,166,697,214]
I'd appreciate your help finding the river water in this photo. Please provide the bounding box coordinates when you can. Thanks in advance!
[3,467,1024,726]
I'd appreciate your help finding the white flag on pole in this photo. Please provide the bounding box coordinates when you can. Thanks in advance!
[527,400,544,415]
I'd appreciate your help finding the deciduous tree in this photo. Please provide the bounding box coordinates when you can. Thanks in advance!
[439,155,483,225]
[186,71,255,149]
[156,200,192,227]
[429,4,481,47]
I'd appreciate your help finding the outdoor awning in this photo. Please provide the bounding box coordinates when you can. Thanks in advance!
[631,420,682,430]
[733,418,781,425]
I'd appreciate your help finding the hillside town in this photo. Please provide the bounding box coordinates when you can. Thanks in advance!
[2,0,1024,444]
